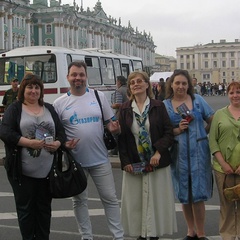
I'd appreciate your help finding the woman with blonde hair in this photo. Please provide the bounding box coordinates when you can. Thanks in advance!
[118,71,177,240]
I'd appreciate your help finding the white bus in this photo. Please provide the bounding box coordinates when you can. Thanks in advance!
[0,46,143,107]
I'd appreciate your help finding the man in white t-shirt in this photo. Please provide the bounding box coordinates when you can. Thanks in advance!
[53,61,124,240]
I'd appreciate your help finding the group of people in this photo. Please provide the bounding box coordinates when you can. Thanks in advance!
[0,63,239,240]
[194,81,227,97]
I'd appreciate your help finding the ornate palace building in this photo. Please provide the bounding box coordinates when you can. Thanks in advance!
[0,0,155,68]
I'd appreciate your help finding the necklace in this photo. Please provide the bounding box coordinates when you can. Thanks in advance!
[24,105,43,116]
[28,108,42,115]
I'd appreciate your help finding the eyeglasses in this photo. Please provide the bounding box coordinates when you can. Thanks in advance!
[24,74,41,81]
[129,79,145,85]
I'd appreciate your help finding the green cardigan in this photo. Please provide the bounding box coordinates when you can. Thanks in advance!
[209,106,240,172]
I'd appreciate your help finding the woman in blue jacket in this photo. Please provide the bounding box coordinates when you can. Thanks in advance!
[163,70,214,240]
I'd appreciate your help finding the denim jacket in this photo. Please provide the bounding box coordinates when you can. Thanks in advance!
[164,94,214,203]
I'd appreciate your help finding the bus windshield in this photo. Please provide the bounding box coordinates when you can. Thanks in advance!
[0,54,57,84]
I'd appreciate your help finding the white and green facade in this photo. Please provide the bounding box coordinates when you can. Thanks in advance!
[0,0,155,68]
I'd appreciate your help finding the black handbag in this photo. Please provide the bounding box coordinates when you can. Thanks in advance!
[49,147,87,198]
[94,90,117,150]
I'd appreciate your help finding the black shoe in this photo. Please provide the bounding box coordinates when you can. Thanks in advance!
[137,237,147,240]
[183,235,198,240]
[150,237,159,240]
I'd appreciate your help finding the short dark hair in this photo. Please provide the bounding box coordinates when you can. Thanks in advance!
[11,77,19,82]
[117,76,127,85]
[18,73,44,106]
[68,61,87,75]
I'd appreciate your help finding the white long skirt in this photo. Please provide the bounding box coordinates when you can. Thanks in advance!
[121,165,177,238]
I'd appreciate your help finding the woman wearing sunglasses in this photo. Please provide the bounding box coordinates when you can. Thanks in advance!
[118,71,177,240]
[0,73,70,240]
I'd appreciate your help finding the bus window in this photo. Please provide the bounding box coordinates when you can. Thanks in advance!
[0,57,24,83]
[26,55,57,83]
[66,54,72,67]
[121,64,130,78]
[133,60,143,71]
[100,58,115,85]
[0,59,5,84]
[0,55,57,84]
[85,57,101,85]
[113,59,122,77]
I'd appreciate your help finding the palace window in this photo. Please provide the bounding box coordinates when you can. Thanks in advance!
[46,24,52,34]
[45,38,53,46]
[212,53,217,58]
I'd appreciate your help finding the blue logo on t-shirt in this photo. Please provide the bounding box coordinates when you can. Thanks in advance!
[70,111,100,125]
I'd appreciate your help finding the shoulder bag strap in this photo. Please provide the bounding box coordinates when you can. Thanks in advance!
[94,90,105,123]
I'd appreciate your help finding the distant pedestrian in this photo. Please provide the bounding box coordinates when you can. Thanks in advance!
[192,78,201,94]
[156,81,165,101]
[111,76,128,119]
[2,77,19,111]
[111,75,128,155]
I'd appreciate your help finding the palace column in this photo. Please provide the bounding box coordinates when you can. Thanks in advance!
[38,21,43,45]
[0,6,4,50]
[7,9,13,50]
[74,26,78,48]
[70,25,74,48]
[53,22,59,46]
[64,24,69,48]
[59,23,64,46]
[25,13,31,46]
[88,29,93,48]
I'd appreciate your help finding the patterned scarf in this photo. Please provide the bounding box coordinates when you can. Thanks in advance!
[134,103,153,162]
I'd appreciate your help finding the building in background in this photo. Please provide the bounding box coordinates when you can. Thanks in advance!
[176,39,240,84]
[0,0,155,69]
[152,53,176,73]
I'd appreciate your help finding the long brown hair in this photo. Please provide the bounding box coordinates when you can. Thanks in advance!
[165,69,195,100]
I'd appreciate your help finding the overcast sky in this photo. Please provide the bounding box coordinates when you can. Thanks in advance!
[62,0,240,57]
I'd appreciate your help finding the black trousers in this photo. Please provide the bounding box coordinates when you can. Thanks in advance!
[8,174,52,240]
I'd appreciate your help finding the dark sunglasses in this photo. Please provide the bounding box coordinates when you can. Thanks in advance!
[24,74,41,81]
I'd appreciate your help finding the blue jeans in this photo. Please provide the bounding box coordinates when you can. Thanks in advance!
[72,161,124,240]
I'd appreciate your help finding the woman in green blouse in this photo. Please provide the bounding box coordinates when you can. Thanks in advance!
[209,81,240,240]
